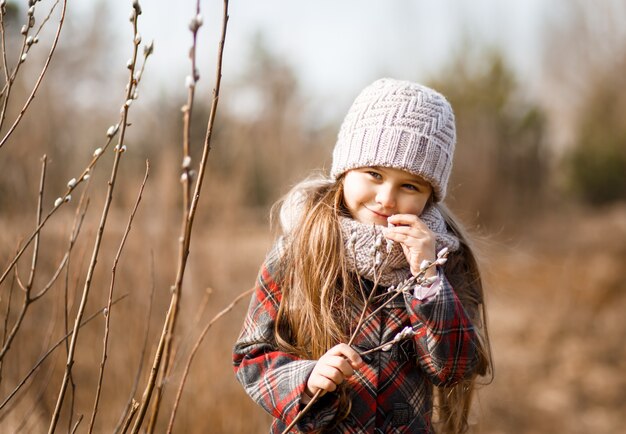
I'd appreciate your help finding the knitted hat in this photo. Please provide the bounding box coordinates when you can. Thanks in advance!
[330,78,456,201]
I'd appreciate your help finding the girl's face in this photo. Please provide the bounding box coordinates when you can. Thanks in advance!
[342,166,432,226]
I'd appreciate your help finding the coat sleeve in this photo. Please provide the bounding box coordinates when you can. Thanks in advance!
[403,271,482,387]
[232,261,340,432]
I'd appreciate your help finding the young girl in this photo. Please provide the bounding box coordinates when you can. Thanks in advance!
[233,78,492,433]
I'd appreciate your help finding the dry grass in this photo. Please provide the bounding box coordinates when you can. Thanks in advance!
[4,201,625,433]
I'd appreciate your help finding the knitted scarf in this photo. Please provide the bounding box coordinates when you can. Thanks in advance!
[339,206,459,287]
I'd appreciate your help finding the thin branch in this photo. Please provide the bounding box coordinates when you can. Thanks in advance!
[47,7,147,431]
[113,251,157,434]
[145,1,203,428]
[130,295,177,434]
[0,0,68,149]
[142,1,230,431]
[0,298,58,426]
[0,263,16,383]
[166,287,253,433]
[119,401,140,434]
[281,246,445,433]
[88,161,149,433]
[0,172,89,362]
[0,295,129,412]
[70,414,83,434]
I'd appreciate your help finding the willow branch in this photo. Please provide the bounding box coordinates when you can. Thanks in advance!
[0,295,128,412]
[113,251,156,434]
[142,1,230,431]
[0,0,68,149]
[166,287,253,433]
[0,156,48,361]
[47,7,145,431]
[88,161,149,433]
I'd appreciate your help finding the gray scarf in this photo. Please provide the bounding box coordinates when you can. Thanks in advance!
[339,206,459,287]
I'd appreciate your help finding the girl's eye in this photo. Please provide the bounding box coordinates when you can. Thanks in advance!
[403,184,419,192]
[367,171,382,180]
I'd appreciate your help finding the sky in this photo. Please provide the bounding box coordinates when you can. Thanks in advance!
[83,0,548,119]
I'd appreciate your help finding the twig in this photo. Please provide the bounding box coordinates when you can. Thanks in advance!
[88,161,149,433]
[0,251,17,383]
[0,0,68,149]
[0,156,47,361]
[140,1,230,431]
[70,414,83,434]
[145,2,204,430]
[281,244,447,433]
[1,297,58,426]
[119,400,140,434]
[47,5,146,431]
[113,250,156,434]
[0,295,129,412]
[166,287,253,433]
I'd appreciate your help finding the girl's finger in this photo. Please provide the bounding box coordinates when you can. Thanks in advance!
[387,213,420,226]
[324,356,355,377]
[327,343,364,368]
[309,373,338,392]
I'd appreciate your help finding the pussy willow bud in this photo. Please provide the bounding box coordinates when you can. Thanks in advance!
[106,124,118,138]
[144,41,154,56]
[20,53,27,63]
[20,25,28,35]
[93,148,102,157]
[54,197,62,207]
[419,259,432,272]
[134,33,142,45]
[188,14,203,32]
[83,173,90,181]
[67,178,77,188]
[64,195,71,203]
[182,156,192,169]
[185,75,195,89]
[437,247,449,259]
[27,6,35,16]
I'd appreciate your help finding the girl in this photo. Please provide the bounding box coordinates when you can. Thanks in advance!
[233,78,492,433]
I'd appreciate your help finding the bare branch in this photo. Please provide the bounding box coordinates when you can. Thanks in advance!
[0,295,129,412]
[166,287,253,433]
[0,0,68,149]
[47,6,149,431]
[113,251,157,434]
[143,1,230,431]
[88,161,149,433]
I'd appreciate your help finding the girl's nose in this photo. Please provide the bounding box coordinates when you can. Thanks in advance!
[375,184,396,209]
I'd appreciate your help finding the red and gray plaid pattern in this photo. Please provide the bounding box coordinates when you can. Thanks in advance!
[233,257,481,433]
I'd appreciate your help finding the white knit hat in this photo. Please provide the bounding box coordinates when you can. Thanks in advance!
[330,78,456,201]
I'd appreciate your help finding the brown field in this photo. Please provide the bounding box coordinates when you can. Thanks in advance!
[1,200,625,433]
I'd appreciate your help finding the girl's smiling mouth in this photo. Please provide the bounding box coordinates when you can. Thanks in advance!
[365,206,391,220]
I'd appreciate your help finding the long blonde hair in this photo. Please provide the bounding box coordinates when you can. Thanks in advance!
[271,175,493,433]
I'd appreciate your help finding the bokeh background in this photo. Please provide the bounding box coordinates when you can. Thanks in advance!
[1,0,625,432]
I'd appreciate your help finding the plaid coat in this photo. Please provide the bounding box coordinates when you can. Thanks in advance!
[233,255,481,433]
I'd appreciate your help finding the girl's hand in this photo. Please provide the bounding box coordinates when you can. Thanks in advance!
[384,214,437,278]
[303,343,363,402]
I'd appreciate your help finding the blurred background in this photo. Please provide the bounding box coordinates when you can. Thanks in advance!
[0,0,625,432]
